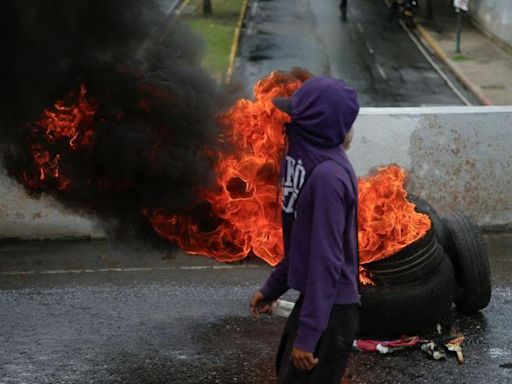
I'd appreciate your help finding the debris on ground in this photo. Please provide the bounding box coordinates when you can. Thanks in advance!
[421,341,447,360]
[446,336,465,365]
[354,333,465,365]
[421,335,465,365]
[353,336,422,354]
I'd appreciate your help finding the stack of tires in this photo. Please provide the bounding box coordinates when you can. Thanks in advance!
[359,195,492,337]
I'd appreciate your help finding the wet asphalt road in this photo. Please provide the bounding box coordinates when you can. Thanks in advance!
[235,0,478,106]
[1,235,511,384]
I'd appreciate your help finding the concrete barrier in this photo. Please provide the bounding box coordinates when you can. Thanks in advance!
[351,106,512,230]
[1,106,511,239]
[0,170,103,239]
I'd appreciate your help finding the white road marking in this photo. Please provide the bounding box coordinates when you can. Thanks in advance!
[246,0,259,36]
[376,63,388,80]
[354,20,374,55]
[212,265,237,269]
[365,41,375,55]
[349,4,358,17]
[179,265,210,270]
[0,264,261,276]
[251,1,258,17]
[247,22,254,36]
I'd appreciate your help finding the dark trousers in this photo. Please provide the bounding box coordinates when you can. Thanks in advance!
[276,296,359,384]
[340,0,347,9]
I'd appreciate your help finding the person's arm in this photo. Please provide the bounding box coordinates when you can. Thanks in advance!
[259,255,290,301]
[293,172,346,353]
[249,255,289,318]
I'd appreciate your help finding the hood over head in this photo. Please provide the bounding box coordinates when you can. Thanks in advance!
[276,77,359,148]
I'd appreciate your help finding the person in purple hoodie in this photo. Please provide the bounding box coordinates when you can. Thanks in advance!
[249,76,360,384]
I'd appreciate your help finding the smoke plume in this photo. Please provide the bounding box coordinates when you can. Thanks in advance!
[0,0,227,247]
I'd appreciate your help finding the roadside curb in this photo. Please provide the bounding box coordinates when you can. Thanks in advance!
[225,0,250,84]
[415,24,493,106]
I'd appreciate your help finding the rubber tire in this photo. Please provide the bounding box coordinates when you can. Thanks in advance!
[359,255,456,337]
[364,226,435,268]
[442,211,491,314]
[362,194,448,275]
[361,194,449,285]
[365,238,444,286]
[407,194,449,251]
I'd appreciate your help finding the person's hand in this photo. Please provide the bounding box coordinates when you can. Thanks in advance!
[291,346,319,371]
[249,290,274,318]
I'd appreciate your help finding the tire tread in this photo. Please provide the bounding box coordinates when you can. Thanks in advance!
[443,211,491,314]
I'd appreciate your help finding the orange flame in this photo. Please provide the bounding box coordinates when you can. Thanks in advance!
[149,72,431,276]
[149,71,302,265]
[24,85,96,190]
[359,267,376,286]
[40,85,95,149]
[20,73,430,283]
[358,165,431,264]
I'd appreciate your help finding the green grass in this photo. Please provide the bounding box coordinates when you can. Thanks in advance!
[451,54,470,62]
[183,0,245,80]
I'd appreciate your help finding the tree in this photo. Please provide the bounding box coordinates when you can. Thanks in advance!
[203,0,212,16]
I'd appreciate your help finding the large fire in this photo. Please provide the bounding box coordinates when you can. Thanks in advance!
[18,71,431,274]
[149,72,431,267]
[148,71,302,265]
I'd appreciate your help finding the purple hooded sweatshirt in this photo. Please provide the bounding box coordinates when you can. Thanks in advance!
[260,77,360,353]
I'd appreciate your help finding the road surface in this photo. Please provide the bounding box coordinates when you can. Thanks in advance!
[235,0,478,106]
[1,235,511,383]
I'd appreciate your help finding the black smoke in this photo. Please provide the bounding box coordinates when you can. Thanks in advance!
[0,0,227,247]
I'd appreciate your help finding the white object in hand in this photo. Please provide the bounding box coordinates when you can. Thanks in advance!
[272,300,295,317]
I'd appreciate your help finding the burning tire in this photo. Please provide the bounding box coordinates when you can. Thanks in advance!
[442,211,492,314]
[361,194,448,285]
[359,255,456,337]
[407,194,449,250]
[363,229,444,285]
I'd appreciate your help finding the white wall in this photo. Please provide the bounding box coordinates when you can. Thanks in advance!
[469,0,512,47]
[0,106,511,239]
[0,169,103,239]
